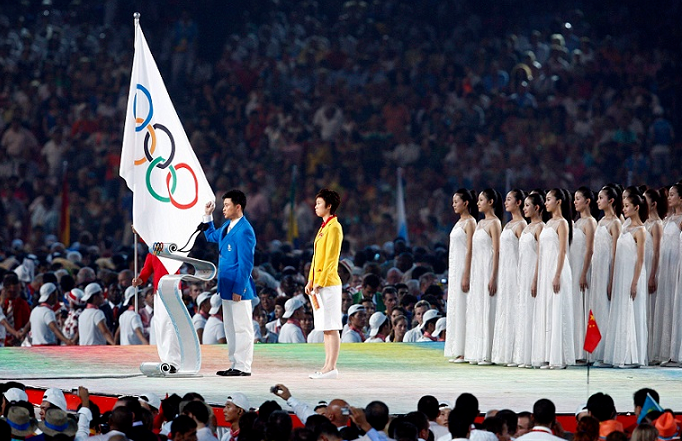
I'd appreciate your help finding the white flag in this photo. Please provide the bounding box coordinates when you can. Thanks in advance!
[120,18,214,274]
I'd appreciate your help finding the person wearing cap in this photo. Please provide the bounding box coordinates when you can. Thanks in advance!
[341,305,367,343]
[305,188,344,379]
[417,309,443,342]
[115,286,149,345]
[365,312,390,343]
[204,190,257,377]
[1,404,38,439]
[203,293,227,344]
[221,393,251,441]
[61,288,85,343]
[2,388,28,415]
[24,283,73,346]
[38,408,78,439]
[2,272,30,346]
[192,292,212,343]
[39,387,68,421]
[655,412,680,441]
[278,298,306,343]
[432,317,447,342]
[78,283,115,345]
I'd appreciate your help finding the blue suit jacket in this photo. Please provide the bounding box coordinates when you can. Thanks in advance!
[204,216,257,301]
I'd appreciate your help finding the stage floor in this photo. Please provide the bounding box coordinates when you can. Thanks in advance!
[1,343,681,415]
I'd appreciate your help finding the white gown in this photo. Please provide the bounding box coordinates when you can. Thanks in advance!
[651,214,682,362]
[587,219,616,361]
[602,227,648,366]
[444,217,475,358]
[670,230,682,362]
[569,220,589,359]
[644,219,661,361]
[531,224,576,367]
[464,224,497,363]
[512,223,541,367]
[491,222,523,365]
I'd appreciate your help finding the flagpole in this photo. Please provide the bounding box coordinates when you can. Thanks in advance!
[132,11,140,314]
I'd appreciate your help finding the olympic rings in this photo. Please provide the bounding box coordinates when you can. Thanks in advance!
[144,123,175,169]
[132,83,199,210]
[134,85,153,132]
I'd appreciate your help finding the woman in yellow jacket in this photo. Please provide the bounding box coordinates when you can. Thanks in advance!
[305,188,343,379]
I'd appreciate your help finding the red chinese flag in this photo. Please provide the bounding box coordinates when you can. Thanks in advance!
[584,309,602,353]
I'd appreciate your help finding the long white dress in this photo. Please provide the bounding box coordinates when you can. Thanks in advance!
[670,230,682,362]
[644,219,661,361]
[491,221,523,365]
[464,222,497,363]
[444,217,475,358]
[512,223,542,367]
[587,219,617,361]
[602,227,648,366]
[531,223,576,367]
[569,220,590,359]
[651,214,682,362]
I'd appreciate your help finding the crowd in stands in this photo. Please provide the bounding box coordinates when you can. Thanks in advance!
[1,381,680,441]
[0,0,680,254]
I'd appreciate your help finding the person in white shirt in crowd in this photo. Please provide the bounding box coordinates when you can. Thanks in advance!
[341,305,367,342]
[139,287,154,339]
[182,399,218,441]
[203,294,227,344]
[192,292,212,343]
[269,384,359,440]
[403,300,431,342]
[514,399,565,441]
[418,395,450,440]
[220,393,250,441]
[24,283,73,346]
[418,310,443,342]
[365,312,390,343]
[115,287,149,345]
[278,298,306,343]
[78,283,115,346]
[266,296,287,337]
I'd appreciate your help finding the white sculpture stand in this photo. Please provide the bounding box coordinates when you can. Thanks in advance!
[139,242,216,377]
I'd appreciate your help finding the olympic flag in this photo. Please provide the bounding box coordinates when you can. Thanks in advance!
[120,16,214,274]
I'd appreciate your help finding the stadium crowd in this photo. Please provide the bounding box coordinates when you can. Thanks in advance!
[1,382,679,441]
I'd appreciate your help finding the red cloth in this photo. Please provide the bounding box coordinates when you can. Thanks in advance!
[3,297,30,346]
[584,309,602,353]
[139,253,173,291]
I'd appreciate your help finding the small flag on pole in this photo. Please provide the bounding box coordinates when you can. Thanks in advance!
[637,393,664,424]
[584,309,602,353]
[287,165,299,248]
[396,167,409,244]
[120,15,214,274]
[59,161,70,246]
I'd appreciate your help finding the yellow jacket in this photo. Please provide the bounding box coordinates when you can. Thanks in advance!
[309,216,343,287]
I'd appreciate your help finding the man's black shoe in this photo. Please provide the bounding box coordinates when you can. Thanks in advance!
[218,369,251,377]
[216,369,234,376]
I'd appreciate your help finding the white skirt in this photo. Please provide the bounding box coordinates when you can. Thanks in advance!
[312,285,343,331]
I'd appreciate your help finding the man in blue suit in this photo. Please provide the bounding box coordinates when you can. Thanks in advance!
[203,189,256,376]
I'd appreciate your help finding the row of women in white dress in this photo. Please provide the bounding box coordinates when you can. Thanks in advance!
[444,183,682,368]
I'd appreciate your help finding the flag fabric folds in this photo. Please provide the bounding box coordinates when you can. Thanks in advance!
[120,17,214,274]
[584,309,602,354]
[637,393,664,424]
[396,167,409,245]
